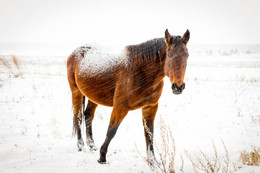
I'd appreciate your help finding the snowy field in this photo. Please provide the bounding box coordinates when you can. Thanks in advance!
[0,45,260,172]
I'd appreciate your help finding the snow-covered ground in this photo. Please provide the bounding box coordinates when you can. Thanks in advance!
[0,46,259,172]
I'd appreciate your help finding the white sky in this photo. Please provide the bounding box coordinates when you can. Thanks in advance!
[0,0,260,46]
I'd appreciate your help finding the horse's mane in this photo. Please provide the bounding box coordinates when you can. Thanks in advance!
[125,36,183,67]
[125,38,166,66]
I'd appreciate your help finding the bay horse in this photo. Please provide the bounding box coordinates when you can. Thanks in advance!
[67,29,190,164]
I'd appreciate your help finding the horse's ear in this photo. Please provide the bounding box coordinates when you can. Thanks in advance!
[165,29,173,44]
[182,29,190,45]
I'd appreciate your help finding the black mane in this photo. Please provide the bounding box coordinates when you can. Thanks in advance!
[125,36,182,66]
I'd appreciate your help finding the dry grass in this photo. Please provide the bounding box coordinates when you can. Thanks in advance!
[12,55,23,78]
[145,116,176,173]
[0,79,3,88]
[0,55,23,78]
[12,55,19,68]
[0,57,12,70]
[144,119,238,173]
[236,75,259,83]
[185,139,231,173]
[240,148,260,166]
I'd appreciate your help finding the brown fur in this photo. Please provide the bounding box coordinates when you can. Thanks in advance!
[67,29,190,163]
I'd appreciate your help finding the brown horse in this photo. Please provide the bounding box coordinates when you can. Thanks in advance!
[67,29,190,164]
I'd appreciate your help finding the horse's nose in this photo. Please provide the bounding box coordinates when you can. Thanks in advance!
[172,82,185,94]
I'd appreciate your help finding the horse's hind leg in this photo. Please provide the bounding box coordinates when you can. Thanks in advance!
[84,100,98,150]
[72,89,84,151]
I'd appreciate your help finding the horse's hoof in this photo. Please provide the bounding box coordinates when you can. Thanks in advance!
[89,145,97,151]
[97,158,106,164]
[77,139,84,152]
[147,157,158,167]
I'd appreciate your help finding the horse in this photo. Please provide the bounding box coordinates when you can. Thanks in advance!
[66,29,190,164]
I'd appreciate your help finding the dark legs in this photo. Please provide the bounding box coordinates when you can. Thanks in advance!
[142,104,158,163]
[97,104,157,164]
[84,100,98,150]
[98,107,129,164]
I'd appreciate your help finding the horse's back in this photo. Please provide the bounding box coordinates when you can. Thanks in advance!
[67,45,125,106]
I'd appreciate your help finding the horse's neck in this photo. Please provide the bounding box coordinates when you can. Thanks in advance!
[125,42,167,84]
[151,47,167,83]
[133,53,166,85]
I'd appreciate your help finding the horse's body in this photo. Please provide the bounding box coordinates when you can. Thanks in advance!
[67,29,190,164]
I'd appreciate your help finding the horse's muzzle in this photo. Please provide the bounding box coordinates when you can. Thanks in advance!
[172,83,185,95]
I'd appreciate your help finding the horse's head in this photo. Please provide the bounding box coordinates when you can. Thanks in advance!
[164,29,190,95]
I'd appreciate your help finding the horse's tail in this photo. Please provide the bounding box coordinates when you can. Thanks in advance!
[82,95,86,117]
[72,95,86,137]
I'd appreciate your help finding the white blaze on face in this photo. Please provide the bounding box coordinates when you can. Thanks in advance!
[75,44,127,77]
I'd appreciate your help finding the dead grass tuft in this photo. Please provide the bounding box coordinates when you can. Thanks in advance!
[0,55,23,78]
[185,139,231,173]
[0,57,11,69]
[240,148,260,166]
[11,55,23,78]
[0,79,3,88]
[145,116,176,173]
[12,55,20,68]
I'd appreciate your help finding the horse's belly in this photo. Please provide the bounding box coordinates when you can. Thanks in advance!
[76,75,115,107]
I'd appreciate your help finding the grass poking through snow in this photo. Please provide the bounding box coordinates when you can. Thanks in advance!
[0,55,23,78]
[184,139,234,173]
[240,148,260,166]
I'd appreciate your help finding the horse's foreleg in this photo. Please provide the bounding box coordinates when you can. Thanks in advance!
[98,106,129,164]
[142,104,158,164]
[84,100,98,150]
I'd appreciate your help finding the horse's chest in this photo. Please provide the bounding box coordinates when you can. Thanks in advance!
[127,81,164,110]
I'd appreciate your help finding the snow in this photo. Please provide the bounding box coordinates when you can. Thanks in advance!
[0,46,260,172]
[75,44,126,76]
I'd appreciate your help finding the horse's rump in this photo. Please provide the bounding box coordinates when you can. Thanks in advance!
[69,45,127,106]
[74,45,126,78]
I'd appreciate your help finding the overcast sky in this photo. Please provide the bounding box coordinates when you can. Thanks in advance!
[0,0,260,46]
